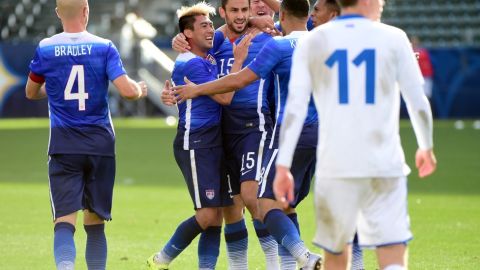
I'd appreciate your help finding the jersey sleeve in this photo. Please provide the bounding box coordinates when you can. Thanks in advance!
[212,30,225,54]
[247,38,281,79]
[276,36,313,168]
[29,46,45,77]
[106,42,127,81]
[184,58,216,85]
[396,31,433,150]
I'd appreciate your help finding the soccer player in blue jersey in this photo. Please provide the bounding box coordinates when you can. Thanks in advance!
[167,1,280,269]
[146,3,240,270]
[25,0,147,269]
[172,0,323,269]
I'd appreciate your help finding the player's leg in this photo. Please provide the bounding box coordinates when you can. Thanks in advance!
[313,177,366,270]
[259,147,321,269]
[83,210,106,270]
[323,246,351,270]
[220,149,250,270]
[357,177,411,270]
[376,244,407,270]
[237,132,279,269]
[82,155,115,270]
[49,154,88,270]
[148,147,224,269]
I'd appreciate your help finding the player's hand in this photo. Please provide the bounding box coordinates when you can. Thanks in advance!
[138,81,148,98]
[172,33,190,53]
[249,15,281,36]
[173,77,199,103]
[233,32,255,65]
[273,165,295,209]
[415,148,437,178]
[161,80,176,106]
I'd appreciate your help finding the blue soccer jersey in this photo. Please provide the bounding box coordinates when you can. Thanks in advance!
[248,31,318,148]
[213,31,274,134]
[172,52,222,150]
[28,31,126,157]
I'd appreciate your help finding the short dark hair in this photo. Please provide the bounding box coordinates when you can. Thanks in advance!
[280,0,310,18]
[336,0,358,8]
[221,0,250,9]
[327,0,341,14]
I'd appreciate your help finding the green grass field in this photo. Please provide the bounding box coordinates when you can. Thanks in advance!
[0,118,479,269]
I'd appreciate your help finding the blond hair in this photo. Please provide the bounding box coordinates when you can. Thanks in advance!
[177,2,216,33]
[176,1,216,19]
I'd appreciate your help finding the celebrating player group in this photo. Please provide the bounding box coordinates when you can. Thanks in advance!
[27,0,437,269]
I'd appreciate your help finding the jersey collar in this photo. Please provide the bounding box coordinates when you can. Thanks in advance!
[335,14,366,21]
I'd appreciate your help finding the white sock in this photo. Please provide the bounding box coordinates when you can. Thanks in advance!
[384,265,405,270]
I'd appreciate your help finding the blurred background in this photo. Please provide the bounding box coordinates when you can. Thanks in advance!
[0,0,479,119]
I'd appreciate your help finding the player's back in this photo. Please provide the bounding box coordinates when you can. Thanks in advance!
[29,31,127,156]
[248,32,318,149]
[304,15,424,177]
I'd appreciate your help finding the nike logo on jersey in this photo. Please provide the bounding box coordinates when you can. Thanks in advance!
[241,169,253,176]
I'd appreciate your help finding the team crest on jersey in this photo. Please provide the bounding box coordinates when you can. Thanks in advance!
[206,54,217,66]
[206,189,215,200]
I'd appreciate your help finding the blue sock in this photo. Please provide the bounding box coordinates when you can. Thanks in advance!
[54,222,76,269]
[278,245,296,270]
[264,209,307,262]
[287,213,300,235]
[351,233,364,270]
[198,226,221,270]
[84,224,107,270]
[162,216,203,260]
[224,219,248,269]
[253,219,279,270]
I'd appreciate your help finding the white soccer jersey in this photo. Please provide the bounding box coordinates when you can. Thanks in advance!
[277,15,433,178]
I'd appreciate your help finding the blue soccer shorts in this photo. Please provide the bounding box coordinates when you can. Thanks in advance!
[258,147,316,208]
[48,154,115,221]
[174,146,228,209]
[222,131,269,197]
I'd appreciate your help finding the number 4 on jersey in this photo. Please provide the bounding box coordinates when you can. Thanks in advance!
[325,49,376,104]
[65,65,89,111]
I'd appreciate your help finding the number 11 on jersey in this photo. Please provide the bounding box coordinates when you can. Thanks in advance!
[65,65,89,111]
[325,49,376,105]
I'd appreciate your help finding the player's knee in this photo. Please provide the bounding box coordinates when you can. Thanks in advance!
[83,209,104,225]
[196,207,222,228]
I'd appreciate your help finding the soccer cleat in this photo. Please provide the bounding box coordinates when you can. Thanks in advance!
[146,254,169,270]
[300,252,322,270]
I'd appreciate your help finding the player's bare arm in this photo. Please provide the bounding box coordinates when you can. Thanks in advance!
[112,75,148,100]
[25,78,47,100]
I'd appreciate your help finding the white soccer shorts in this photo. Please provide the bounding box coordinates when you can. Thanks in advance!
[312,176,412,253]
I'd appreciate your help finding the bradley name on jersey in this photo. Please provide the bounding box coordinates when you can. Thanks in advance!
[54,44,93,57]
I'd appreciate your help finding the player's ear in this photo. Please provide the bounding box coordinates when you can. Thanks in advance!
[219,7,226,19]
[184,29,194,39]
[55,7,61,19]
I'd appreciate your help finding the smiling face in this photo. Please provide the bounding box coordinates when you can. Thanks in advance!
[220,0,250,34]
[250,0,275,17]
[186,15,215,50]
